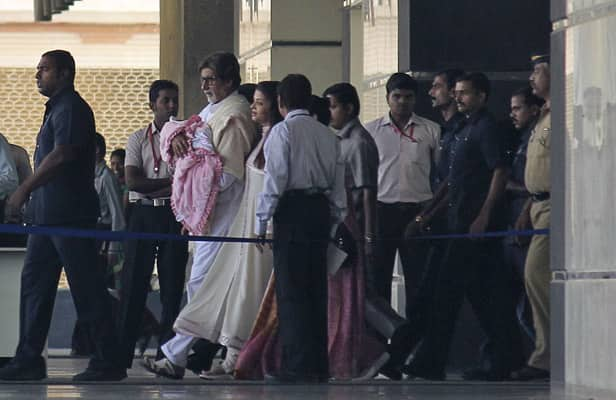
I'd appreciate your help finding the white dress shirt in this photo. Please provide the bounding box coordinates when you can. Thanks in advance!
[0,133,18,200]
[255,109,347,235]
[125,121,171,202]
[198,93,225,123]
[9,144,32,185]
[94,161,126,252]
[365,113,440,204]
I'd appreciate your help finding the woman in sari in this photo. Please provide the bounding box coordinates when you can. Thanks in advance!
[235,83,387,381]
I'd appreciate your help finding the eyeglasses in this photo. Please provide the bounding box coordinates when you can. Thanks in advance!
[200,75,218,85]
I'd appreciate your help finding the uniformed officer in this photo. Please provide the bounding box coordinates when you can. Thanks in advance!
[511,53,552,381]
[505,86,544,342]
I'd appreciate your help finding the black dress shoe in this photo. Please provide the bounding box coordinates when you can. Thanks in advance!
[401,364,445,381]
[462,367,510,381]
[377,361,403,380]
[186,340,222,374]
[510,366,549,381]
[72,368,127,382]
[389,322,418,365]
[0,358,46,381]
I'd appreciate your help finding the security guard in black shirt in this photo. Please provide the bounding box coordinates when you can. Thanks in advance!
[403,72,522,381]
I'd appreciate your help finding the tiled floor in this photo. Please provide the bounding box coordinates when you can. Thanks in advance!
[0,384,557,400]
[0,358,609,400]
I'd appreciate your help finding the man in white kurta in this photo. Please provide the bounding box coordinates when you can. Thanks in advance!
[143,52,255,379]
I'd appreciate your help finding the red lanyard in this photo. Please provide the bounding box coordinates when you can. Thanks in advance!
[391,122,416,142]
[146,124,162,174]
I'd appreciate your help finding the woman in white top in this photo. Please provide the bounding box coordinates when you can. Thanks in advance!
[172,81,282,379]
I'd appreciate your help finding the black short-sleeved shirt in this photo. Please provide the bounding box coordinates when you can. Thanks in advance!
[25,87,99,225]
[503,125,532,228]
[446,108,507,232]
[510,126,532,188]
[435,112,465,186]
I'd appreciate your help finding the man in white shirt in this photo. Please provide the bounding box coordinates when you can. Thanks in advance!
[93,133,125,266]
[255,74,346,383]
[365,73,440,317]
[117,80,188,370]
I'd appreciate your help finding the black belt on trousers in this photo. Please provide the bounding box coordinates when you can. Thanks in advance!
[284,188,327,198]
[133,198,171,207]
[530,192,550,202]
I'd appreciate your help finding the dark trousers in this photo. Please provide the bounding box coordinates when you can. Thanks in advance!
[503,241,535,341]
[410,238,523,376]
[117,204,187,368]
[273,191,330,378]
[16,224,119,371]
[475,241,533,371]
[71,223,119,356]
[404,221,448,334]
[375,201,429,318]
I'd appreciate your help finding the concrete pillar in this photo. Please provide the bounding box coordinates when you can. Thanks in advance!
[551,0,616,393]
[237,0,342,95]
[269,0,343,94]
[343,4,363,92]
[160,0,236,117]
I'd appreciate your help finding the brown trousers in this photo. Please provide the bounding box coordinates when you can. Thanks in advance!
[525,199,551,371]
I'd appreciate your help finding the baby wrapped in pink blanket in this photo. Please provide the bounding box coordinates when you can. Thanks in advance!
[160,115,223,235]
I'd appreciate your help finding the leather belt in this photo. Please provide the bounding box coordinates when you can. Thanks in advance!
[530,192,550,202]
[285,188,327,197]
[133,198,171,207]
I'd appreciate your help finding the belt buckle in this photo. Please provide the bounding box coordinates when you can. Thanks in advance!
[153,198,165,207]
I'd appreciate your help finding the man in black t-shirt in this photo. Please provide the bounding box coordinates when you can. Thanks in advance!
[403,73,522,381]
[1,50,124,382]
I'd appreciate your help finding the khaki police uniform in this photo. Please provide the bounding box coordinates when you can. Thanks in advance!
[523,106,551,371]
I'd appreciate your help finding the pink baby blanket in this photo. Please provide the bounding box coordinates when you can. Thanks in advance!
[160,115,223,235]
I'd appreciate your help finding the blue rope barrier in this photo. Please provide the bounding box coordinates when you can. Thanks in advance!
[0,223,549,244]
[0,223,273,244]
[412,228,549,240]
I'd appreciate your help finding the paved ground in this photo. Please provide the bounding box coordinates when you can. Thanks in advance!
[0,357,609,400]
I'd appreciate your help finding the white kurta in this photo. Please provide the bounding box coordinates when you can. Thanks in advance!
[160,95,254,367]
[161,173,243,367]
[173,137,273,352]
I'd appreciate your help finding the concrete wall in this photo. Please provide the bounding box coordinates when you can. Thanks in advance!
[551,0,616,392]
[160,0,235,118]
[270,0,342,94]
[238,0,342,96]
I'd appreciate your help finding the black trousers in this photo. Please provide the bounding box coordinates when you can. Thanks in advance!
[503,240,534,341]
[375,201,429,318]
[273,191,330,378]
[117,204,187,368]
[16,223,119,371]
[410,237,523,376]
